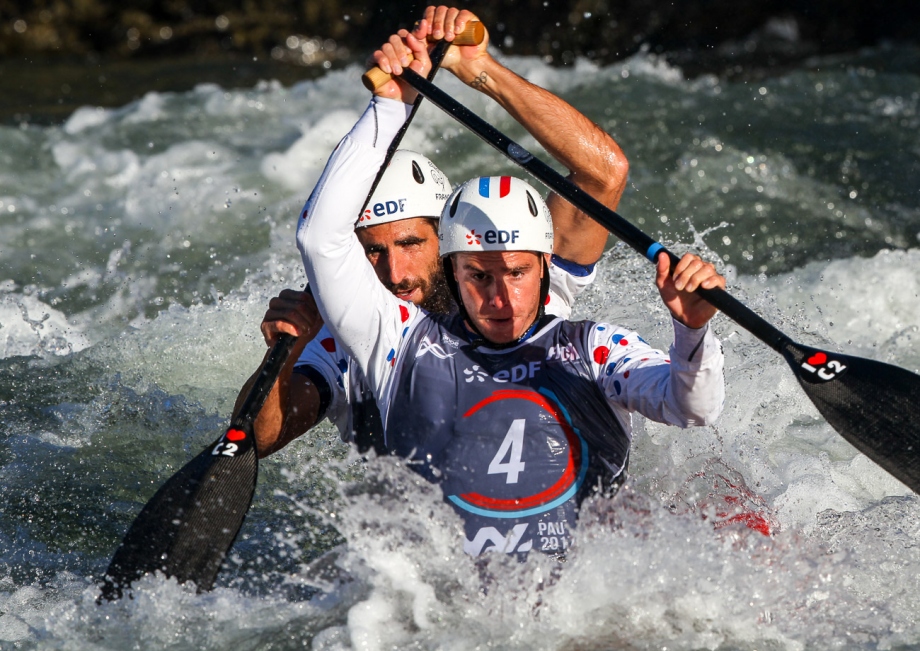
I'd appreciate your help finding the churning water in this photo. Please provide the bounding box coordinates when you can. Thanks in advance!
[0,45,918,649]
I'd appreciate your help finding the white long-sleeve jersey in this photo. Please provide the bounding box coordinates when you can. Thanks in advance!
[297,96,724,435]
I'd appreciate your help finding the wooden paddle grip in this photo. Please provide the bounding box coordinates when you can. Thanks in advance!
[361,21,485,92]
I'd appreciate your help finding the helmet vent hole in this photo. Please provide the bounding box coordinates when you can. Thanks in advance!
[411,161,425,184]
[526,191,539,217]
[449,191,462,217]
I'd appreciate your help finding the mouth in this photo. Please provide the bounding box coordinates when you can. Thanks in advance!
[481,315,516,332]
[394,287,422,303]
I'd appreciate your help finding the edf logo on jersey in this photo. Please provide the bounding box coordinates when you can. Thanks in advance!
[463,361,542,383]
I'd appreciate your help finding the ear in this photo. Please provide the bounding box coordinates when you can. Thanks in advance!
[542,253,552,276]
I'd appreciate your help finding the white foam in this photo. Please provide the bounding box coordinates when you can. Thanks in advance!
[122,92,169,124]
[62,106,111,135]
[261,109,361,192]
[52,139,141,189]
[0,290,90,358]
[749,248,920,369]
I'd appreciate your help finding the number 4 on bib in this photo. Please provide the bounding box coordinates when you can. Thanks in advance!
[489,419,526,483]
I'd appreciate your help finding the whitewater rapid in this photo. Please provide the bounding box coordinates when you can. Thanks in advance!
[0,46,918,649]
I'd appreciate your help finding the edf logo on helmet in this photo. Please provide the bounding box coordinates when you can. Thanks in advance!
[466,228,521,245]
[361,198,408,222]
[484,229,520,244]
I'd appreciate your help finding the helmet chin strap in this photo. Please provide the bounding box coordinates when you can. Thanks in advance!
[442,255,551,350]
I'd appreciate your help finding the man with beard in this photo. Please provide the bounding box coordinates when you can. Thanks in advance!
[235,6,629,456]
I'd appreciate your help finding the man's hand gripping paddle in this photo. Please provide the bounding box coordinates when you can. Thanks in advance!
[98,33,481,602]
[396,67,920,494]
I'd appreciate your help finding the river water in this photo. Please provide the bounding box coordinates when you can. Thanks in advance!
[0,45,918,649]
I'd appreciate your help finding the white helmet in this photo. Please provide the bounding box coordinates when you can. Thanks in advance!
[439,176,553,256]
[357,150,451,228]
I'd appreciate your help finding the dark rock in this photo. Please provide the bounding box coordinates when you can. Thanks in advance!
[0,0,918,79]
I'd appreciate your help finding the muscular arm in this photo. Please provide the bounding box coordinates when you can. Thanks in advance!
[231,289,325,458]
[416,8,628,265]
[232,348,324,458]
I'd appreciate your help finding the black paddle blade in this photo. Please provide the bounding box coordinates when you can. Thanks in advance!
[100,425,258,601]
[782,342,920,493]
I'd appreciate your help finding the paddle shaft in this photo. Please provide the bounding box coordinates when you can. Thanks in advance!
[398,68,793,353]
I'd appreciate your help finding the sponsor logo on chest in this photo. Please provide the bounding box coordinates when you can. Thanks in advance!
[546,342,580,361]
[463,361,542,383]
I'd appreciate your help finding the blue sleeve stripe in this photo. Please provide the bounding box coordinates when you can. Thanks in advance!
[550,254,596,277]
[646,242,664,262]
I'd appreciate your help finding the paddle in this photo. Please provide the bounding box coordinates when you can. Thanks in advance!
[98,36,472,602]
[396,67,920,494]
[100,334,293,601]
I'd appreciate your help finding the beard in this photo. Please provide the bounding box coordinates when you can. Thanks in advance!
[420,265,455,314]
[385,264,455,315]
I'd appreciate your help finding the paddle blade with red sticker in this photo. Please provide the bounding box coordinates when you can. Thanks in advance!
[782,342,920,492]
[99,334,298,601]
[100,424,258,600]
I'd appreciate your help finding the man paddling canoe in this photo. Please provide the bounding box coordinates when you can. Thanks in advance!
[296,15,727,557]
[234,7,631,455]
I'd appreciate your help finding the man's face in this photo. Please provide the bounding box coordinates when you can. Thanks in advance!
[356,217,452,313]
[452,250,546,344]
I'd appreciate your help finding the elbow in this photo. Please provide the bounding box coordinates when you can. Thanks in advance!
[296,217,316,259]
[603,147,629,198]
[595,131,629,187]
[666,371,725,428]
[689,400,724,427]
[579,141,629,207]
[296,208,326,270]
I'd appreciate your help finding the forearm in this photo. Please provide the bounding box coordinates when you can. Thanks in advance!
[232,341,324,458]
[664,320,725,426]
[467,58,625,190]
[598,319,724,427]
[459,56,627,264]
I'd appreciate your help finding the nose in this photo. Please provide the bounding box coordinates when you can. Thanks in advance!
[488,278,510,310]
[385,250,409,286]
[370,250,406,287]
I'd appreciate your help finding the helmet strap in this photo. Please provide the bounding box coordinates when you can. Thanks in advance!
[537,255,550,320]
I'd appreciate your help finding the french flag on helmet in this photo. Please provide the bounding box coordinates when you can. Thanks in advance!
[478,176,513,198]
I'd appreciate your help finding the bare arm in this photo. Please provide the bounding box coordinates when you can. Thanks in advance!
[231,289,324,458]
[415,7,629,265]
